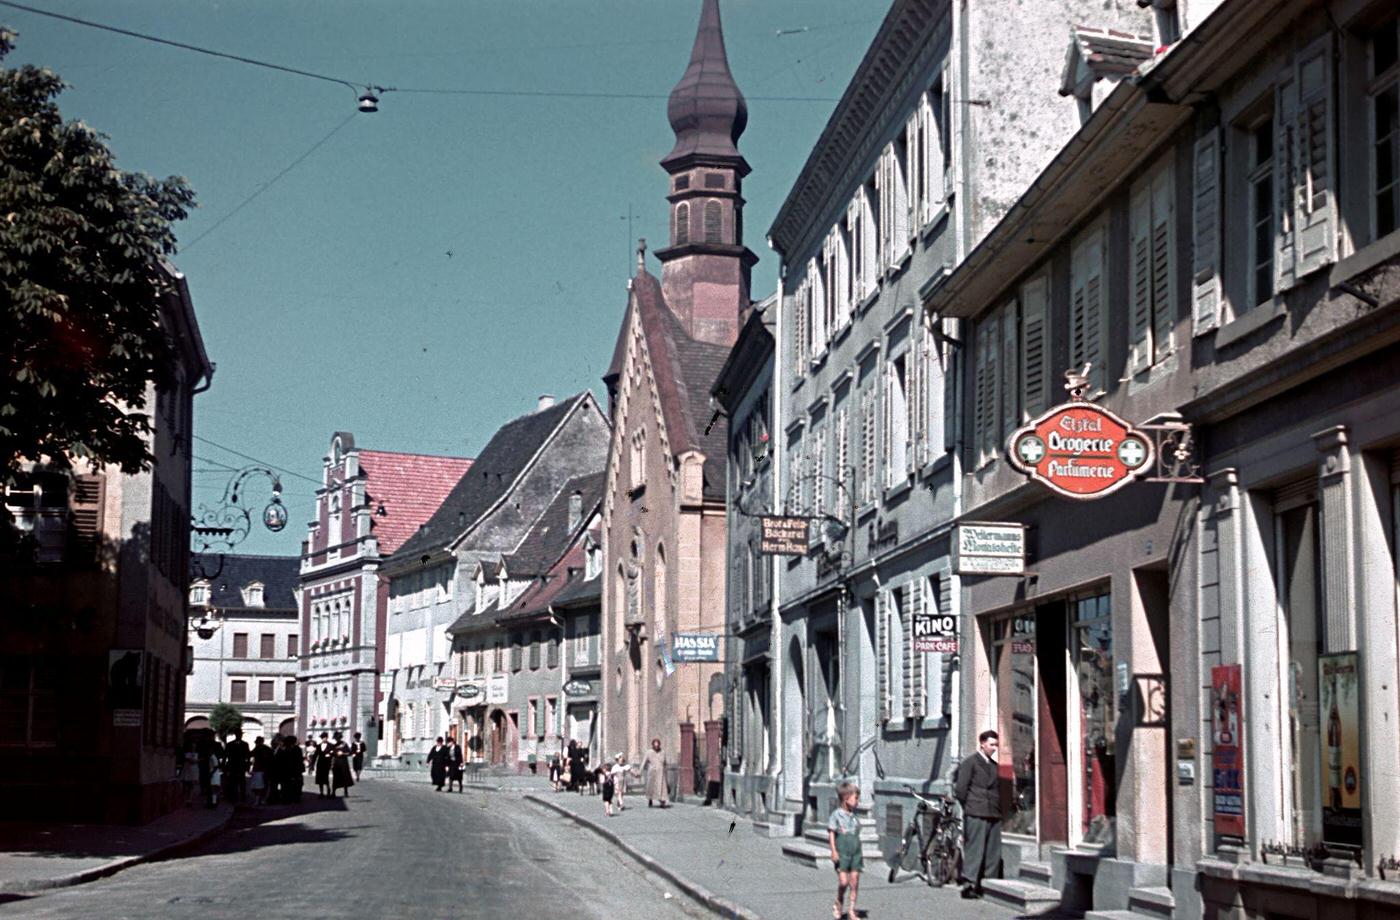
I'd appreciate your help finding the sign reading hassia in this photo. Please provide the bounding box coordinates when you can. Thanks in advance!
[954,523,1026,575]
[671,632,721,662]
[1007,401,1153,499]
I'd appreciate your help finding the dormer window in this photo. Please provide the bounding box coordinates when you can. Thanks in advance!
[242,581,264,608]
[585,540,602,580]
[190,580,210,606]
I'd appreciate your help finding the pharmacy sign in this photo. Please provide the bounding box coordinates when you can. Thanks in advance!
[1007,400,1153,500]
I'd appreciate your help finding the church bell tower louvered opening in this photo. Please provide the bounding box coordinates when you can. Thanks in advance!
[654,0,758,348]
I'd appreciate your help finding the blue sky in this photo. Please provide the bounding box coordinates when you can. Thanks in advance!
[6,1,881,555]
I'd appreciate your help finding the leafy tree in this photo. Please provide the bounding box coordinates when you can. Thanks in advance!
[208,702,243,740]
[0,27,196,482]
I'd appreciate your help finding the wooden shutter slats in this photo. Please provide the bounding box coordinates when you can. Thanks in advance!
[1192,128,1222,335]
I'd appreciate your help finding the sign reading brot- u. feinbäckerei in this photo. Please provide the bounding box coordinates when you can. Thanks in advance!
[759,515,810,555]
[1007,400,1153,500]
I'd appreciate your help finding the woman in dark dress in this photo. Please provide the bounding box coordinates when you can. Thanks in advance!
[277,736,304,803]
[331,741,355,796]
[571,743,588,794]
[427,736,447,791]
[314,732,333,798]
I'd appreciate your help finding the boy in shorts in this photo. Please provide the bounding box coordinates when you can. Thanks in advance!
[827,781,863,920]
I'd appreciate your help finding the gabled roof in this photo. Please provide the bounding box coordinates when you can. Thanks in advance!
[195,553,299,611]
[501,472,606,577]
[605,270,730,501]
[357,450,474,554]
[391,394,590,564]
[1060,26,1154,97]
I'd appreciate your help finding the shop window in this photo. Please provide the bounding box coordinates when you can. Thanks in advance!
[0,657,58,748]
[1274,482,1324,847]
[995,614,1038,835]
[1074,592,1115,843]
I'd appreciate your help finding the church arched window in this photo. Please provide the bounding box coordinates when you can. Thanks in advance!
[675,202,689,245]
[704,199,723,243]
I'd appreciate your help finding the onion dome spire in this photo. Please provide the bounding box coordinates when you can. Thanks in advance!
[662,0,748,168]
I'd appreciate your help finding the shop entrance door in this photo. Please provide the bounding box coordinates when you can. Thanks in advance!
[1073,593,1117,845]
[1036,601,1071,846]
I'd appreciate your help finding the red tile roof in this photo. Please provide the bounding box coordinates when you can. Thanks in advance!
[357,450,474,555]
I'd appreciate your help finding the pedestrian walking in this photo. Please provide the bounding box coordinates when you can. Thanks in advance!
[954,729,1004,899]
[277,736,304,804]
[224,732,250,805]
[352,732,366,781]
[250,736,273,806]
[571,742,588,794]
[827,781,863,920]
[331,741,355,797]
[642,738,669,808]
[447,736,465,792]
[608,753,635,811]
[600,762,617,816]
[428,736,448,791]
[180,742,200,805]
[314,732,333,798]
[198,736,223,808]
[549,746,563,792]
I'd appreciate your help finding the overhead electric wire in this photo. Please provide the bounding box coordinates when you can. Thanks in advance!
[192,434,322,486]
[0,0,371,93]
[0,0,838,104]
[180,111,357,251]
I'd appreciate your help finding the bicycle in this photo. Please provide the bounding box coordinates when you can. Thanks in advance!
[887,785,962,886]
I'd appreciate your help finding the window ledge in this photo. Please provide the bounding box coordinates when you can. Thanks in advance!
[919,715,951,731]
[856,502,878,522]
[856,289,880,317]
[919,203,951,244]
[883,478,913,502]
[886,250,913,281]
[1216,296,1287,349]
[831,319,854,347]
[883,717,908,732]
[919,452,953,481]
[1331,228,1400,288]
[1198,857,1400,905]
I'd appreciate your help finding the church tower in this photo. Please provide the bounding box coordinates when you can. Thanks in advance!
[655,0,757,347]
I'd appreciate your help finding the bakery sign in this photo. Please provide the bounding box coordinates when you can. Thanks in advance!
[1007,400,1154,500]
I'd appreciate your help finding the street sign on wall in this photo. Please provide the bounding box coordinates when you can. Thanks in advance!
[953,522,1026,575]
[672,632,721,662]
[912,612,958,654]
[1007,401,1154,499]
[759,515,809,555]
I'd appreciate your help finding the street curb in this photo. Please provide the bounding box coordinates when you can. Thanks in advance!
[0,806,235,898]
[525,793,764,920]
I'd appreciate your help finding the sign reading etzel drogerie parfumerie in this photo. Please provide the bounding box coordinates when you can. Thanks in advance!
[759,515,810,555]
[954,523,1026,575]
[1007,401,1153,499]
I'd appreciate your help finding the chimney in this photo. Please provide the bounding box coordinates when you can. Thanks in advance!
[568,490,583,532]
[537,394,556,412]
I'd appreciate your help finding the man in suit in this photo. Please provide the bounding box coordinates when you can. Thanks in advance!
[954,729,1003,899]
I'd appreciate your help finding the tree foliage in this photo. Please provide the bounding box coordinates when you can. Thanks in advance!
[208,702,243,739]
[0,28,196,481]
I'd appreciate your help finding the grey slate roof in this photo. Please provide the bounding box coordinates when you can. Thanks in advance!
[194,553,299,611]
[391,394,586,564]
[501,471,605,577]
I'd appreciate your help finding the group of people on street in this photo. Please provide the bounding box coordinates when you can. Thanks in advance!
[179,732,307,808]
[425,735,465,792]
[306,730,364,797]
[547,738,670,818]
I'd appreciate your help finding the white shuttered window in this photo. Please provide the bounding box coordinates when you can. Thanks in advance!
[1128,157,1175,374]
[1070,227,1108,394]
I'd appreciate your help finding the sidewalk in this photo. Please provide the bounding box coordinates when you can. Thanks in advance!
[0,802,233,897]
[526,787,1045,920]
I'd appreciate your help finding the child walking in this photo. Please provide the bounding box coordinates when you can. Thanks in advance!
[600,763,616,816]
[827,782,863,920]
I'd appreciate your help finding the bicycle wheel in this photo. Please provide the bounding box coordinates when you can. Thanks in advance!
[936,839,962,887]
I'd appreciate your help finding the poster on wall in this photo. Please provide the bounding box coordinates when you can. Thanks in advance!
[912,611,958,654]
[1210,664,1245,839]
[1319,652,1363,848]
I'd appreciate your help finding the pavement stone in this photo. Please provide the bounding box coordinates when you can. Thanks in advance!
[0,802,234,896]
[526,787,1044,920]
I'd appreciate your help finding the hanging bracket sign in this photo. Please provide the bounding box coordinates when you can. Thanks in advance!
[1007,399,1154,500]
[953,522,1026,575]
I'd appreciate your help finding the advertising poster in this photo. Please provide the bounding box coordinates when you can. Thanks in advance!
[1210,664,1245,839]
[912,611,958,654]
[1319,652,1362,848]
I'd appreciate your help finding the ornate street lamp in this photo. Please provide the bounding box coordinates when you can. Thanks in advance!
[191,466,288,580]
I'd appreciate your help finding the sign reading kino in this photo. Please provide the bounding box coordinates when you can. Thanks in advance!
[1007,400,1154,499]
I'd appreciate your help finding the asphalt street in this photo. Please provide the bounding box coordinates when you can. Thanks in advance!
[0,779,707,920]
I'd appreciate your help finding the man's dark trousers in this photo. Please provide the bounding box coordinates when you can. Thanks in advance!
[962,814,1001,889]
